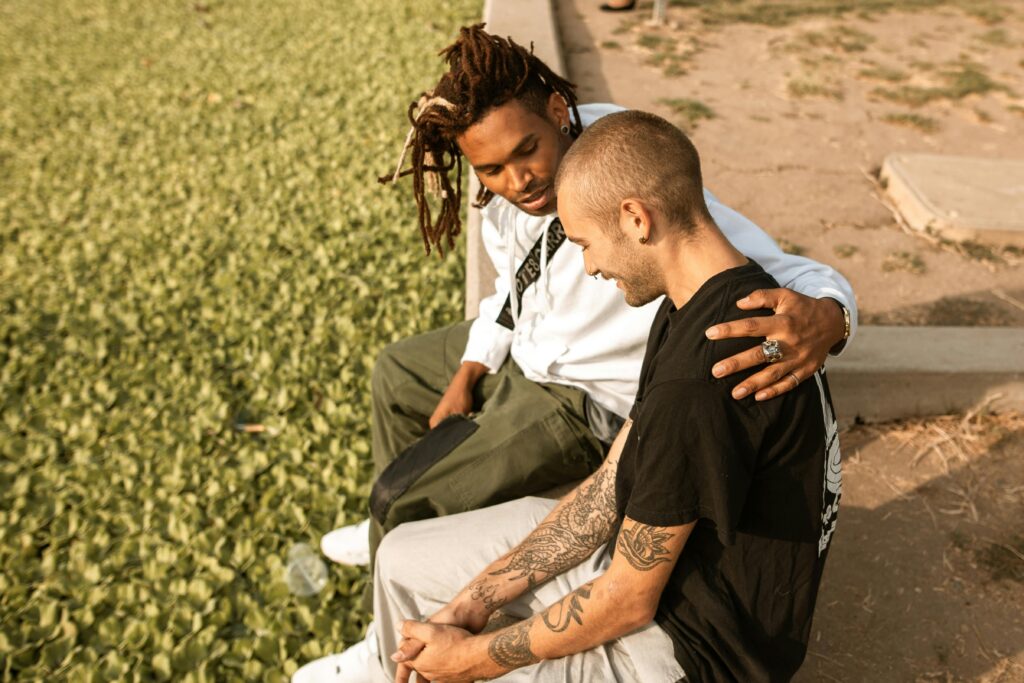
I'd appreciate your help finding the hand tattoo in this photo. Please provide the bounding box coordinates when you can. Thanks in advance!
[542,582,593,633]
[489,460,618,588]
[616,523,672,571]
[488,617,539,670]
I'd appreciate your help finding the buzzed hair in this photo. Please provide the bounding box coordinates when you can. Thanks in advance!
[555,110,712,233]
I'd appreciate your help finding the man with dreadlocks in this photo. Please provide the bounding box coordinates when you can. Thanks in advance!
[293,24,855,683]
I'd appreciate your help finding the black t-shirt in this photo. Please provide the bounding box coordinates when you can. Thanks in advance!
[615,261,841,683]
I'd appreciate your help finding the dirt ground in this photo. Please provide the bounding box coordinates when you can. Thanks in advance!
[555,0,1024,328]
[796,412,1024,682]
[552,2,1024,680]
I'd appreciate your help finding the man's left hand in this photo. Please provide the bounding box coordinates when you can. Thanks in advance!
[392,621,491,683]
[704,288,844,401]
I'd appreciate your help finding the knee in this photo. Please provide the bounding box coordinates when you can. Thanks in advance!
[374,521,418,580]
[371,341,403,398]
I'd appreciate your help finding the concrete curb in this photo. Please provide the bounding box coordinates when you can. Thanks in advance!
[829,326,1024,423]
[462,2,1024,423]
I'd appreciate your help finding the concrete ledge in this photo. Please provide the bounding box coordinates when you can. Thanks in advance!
[881,153,1024,247]
[829,326,1024,423]
[465,0,566,319]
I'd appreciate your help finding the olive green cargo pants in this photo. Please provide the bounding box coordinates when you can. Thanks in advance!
[367,320,605,581]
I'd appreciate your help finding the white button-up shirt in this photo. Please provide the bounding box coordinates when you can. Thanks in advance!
[462,104,857,419]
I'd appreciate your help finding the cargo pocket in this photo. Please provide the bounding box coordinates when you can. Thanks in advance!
[450,406,598,512]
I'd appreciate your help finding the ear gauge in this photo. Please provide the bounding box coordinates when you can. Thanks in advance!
[559,123,570,135]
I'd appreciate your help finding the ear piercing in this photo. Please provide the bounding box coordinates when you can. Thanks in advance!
[638,236,648,244]
[560,123,570,135]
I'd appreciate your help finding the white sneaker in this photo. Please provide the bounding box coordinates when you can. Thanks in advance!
[320,519,371,566]
[292,623,378,683]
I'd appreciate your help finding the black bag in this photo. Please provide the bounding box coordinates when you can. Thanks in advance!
[369,414,479,525]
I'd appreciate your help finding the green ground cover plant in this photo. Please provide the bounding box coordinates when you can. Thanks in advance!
[0,0,478,679]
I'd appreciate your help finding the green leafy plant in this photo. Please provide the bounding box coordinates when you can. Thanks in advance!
[0,0,477,679]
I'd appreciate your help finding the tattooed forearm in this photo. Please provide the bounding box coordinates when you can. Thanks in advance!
[542,582,593,633]
[469,578,506,612]
[616,524,672,571]
[489,460,619,588]
[488,617,539,670]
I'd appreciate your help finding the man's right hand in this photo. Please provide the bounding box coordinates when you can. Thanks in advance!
[428,361,489,428]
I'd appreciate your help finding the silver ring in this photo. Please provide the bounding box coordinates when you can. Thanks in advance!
[761,339,783,364]
[788,371,800,387]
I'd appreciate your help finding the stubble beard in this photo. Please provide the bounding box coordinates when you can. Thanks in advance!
[620,278,662,307]
[610,234,661,308]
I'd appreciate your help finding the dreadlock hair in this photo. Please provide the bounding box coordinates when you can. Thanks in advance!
[379,23,582,257]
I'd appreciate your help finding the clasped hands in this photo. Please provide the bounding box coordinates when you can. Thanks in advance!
[392,602,493,683]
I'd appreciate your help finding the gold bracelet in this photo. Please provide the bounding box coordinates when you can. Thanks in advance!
[826,299,851,355]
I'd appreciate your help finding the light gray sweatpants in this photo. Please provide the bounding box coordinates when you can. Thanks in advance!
[369,496,686,682]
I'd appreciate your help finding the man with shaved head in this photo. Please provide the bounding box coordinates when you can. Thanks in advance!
[359,110,841,683]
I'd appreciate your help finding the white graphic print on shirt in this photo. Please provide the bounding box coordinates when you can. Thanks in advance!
[814,370,842,556]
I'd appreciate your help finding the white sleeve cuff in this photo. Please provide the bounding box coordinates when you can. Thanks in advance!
[460,316,513,372]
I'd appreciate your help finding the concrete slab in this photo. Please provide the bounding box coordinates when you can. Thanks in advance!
[828,326,1024,424]
[881,153,1024,247]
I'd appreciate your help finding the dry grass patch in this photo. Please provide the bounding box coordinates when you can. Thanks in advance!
[669,0,1013,27]
[858,65,909,82]
[788,78,844,100]
[872,60,1008,106]
[976,27,1014,46]
[796,25,875,52]
[882,250,927,274]
[659,97,717,131]
[833,243,860,258]
[882,112,941,132]
[777,238,806,256]
[875,409,1024,473]
[635,31,702,76]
